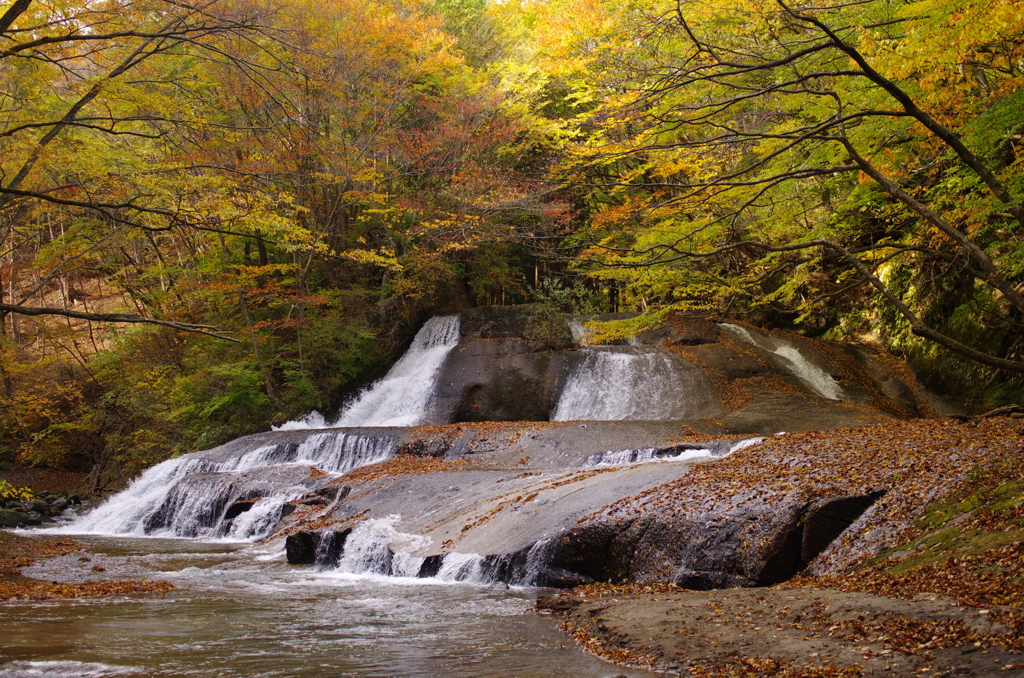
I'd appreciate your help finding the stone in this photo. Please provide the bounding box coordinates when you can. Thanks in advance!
[223,500,256,521]
[0,508,31,528]
[285,529,351,566]
[315,485,350,501]
[285,532,317,565]
[313,530,350,566]
[418,555,444,578]
[800,492,884,565]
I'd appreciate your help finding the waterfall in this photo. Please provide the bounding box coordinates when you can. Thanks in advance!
[552,346,718,421]
[585,437,764,467]
[333,314,461,427]
[271,315,461,430]
[720,323,845,400]
[586,446,714,466]
[65,431,398,539]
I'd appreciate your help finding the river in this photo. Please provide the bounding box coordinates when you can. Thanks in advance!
[1,535,652,678]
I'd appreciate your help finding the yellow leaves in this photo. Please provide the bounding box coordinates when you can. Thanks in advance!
[863,0,1024,122]
[577,313,664,345]
[336,247,403,271]
[0,481,33,502]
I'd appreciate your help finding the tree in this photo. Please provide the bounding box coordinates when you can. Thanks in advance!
[553,0,1024,373]
[0,0,288,340]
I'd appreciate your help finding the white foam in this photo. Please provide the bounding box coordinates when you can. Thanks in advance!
[728,437,765,454]
[586,447,714,466]
[336,515,432,576]
[272,411,328,431]
[0,661,141,677]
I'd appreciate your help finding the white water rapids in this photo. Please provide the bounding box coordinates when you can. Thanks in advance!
[62,431,398,540]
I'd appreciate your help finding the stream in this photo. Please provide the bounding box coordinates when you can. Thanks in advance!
[1,535,651,678]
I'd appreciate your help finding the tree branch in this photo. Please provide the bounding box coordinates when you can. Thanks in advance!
[0,303,239,342]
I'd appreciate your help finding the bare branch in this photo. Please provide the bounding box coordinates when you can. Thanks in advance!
[0,303,239,341]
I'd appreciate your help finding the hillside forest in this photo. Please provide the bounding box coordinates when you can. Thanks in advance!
[1,0,1022,492]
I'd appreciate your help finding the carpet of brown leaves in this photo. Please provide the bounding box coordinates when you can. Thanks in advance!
[555,416,1024,676]
[0,580,175,600]
[594,418,1022,574]
[0,531,79,576]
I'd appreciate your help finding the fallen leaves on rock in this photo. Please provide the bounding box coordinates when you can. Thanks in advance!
[590,417,1023,581]
[551,416,1024,676]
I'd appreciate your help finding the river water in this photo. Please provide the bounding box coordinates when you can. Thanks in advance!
[1,535,652,678]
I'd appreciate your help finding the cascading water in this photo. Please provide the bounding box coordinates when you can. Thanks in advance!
[65,430,398,539]
[319,515,566,587]
[584,437,764,466]
[586,446,714,466]
[720,323,845,400]
[335,314,461,427]
[273,315,461,430]
[552,346,719,421]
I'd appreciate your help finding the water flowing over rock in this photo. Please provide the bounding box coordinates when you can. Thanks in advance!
[334,315,461,426]
[59,307,960,591]
[552,346,721,421]
[719,323,845,400]
[64,429,400,539]
[275,315,461,430]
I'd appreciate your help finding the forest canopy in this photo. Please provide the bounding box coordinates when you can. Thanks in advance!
[1,0,1022,488]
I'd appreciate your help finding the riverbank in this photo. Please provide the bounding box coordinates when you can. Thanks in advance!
[538,584,1024,676]
[539,414,1024,676]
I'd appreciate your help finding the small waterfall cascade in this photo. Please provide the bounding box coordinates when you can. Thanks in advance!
[273,315,461,431]
[552,346,718,421]
[720,324,845,401]
[321,515,561,586]
[331,314,461,427]
[336,516,432,577]
[586,446,713,466]
[568,319,591,345]
[66,430,398,539]
[584,437,764,466]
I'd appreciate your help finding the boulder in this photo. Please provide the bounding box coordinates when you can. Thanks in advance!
[0,508,31,528]
[285,532,316,565]
[541,490,885,589]
[285,529,351,566]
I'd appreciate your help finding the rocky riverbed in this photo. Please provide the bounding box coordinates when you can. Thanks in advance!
[0,492,82,529]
